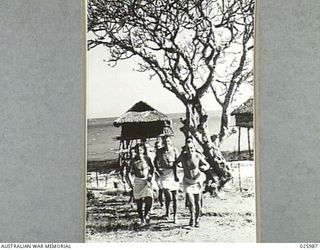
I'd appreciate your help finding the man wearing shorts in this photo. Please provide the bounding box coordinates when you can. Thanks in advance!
[127,144,154,225]
[154,136,179,223]
[174,139,209,227]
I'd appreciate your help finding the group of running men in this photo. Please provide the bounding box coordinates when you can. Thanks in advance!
[123,136,210,228]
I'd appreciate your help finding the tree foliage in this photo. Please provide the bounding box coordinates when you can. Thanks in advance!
[88,0,254,180]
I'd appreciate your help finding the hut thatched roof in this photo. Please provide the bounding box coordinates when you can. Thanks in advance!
[231,97,253,115]
[114,101,170,127]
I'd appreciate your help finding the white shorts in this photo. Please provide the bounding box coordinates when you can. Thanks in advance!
[183,172,206,194]
[159,169,179,191]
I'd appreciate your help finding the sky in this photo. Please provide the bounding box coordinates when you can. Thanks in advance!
[86,1,254,119]
[87,46,224,118]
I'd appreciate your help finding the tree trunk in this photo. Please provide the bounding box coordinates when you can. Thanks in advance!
[219,106,230,143]
[180,98,231,188]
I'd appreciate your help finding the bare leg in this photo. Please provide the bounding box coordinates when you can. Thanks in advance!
[136,199,144,224]
[144,197,153,224]
[194,194,201,227]
[186,193,195,226]
[158,189,164,207]
[172,190,178,223]
[200,193,203,215]
[163,189,172,218]
[185,194,189,209]
[128,189,133,203]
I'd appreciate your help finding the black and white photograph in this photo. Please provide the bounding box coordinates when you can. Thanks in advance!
[86,0,256,242]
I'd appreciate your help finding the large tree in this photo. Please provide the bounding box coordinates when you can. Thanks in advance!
[87,0,254,185]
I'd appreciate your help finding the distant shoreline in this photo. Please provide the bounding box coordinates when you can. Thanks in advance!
[87,110,223,127]
[87,110,222,122]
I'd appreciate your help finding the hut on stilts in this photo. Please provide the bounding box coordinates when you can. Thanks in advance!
[231,97,254,158]
[113,101,174,167]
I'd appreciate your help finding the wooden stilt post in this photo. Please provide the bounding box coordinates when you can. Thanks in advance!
[96,171,99,187]
[247,128,251,157]
[118,141,123,168]
[238,126,241,156]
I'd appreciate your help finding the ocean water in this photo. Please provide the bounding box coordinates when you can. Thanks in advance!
[87,111,254,161]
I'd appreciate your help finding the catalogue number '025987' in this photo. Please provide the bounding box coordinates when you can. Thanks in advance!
[300,244,318,248]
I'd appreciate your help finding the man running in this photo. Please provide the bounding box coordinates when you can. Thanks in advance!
[154,136,179,223]
[127,144,154,226]
[174,139,210,228]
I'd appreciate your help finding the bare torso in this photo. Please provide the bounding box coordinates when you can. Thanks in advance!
[179,152,209,180]
[157,147,178,171]
[130,156,152,179]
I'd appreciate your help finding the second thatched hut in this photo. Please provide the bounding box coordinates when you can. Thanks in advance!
[231,97,253,156]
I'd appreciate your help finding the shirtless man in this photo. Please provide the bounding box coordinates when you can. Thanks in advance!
[127,144,154,225]
[174,139,210,228]
[154,136,179,223]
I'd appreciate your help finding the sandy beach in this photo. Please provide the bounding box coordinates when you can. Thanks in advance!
[86,112,255,242]
[86,161,256,242]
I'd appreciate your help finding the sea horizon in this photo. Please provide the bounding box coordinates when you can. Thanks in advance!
[87,110,253,162]
[87,109,222,122]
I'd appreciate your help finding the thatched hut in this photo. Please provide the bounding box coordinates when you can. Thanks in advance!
[114,101,173,163]
[231,97,253,128]
[231,97,253,156]
[114,101,173,140]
